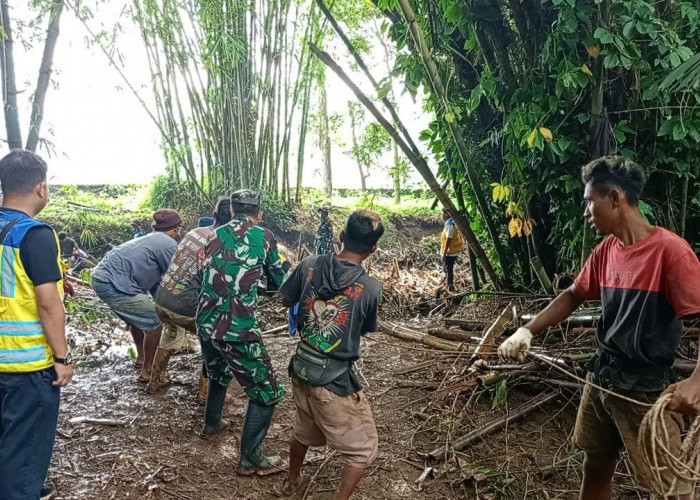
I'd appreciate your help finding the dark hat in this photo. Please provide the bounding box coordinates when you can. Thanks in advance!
[151,209,182,232]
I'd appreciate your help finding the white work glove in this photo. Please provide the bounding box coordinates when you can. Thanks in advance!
[497,327,533,362]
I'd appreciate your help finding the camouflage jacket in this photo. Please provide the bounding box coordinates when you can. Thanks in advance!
[196,216,286,342]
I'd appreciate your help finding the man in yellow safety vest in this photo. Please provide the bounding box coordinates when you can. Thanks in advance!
[0,149,74,499]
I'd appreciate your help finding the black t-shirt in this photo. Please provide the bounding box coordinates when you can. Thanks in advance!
[280,254,382,395]
[0,209,61,286]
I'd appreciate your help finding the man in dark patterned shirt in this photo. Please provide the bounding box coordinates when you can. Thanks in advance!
[315,204,334,255]
[195,190,287,475]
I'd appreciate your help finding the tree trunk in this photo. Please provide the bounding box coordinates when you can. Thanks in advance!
[310,43,502,289]
[348,100,367,191]
[26,0,64,152]
[0,0,22,149]
[396,0,509,280]
[319,81,332,199]
[582,0,610,267]
[392,142,401,204]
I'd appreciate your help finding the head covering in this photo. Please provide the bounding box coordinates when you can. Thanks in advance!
[198,216,215,227]
[151,209,182,232]
[131,219,140,226]
[318,203,332,213]
[230,189,260,207]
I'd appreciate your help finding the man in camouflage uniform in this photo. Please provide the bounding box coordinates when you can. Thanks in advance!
[196,189,287,475]
[315,204,334,255]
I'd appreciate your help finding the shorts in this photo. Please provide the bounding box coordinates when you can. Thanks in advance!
[198,336,285,406]
[92,279,161,332]
[292,378,378,468]
[573,373,692,496]
[155,304,195,350]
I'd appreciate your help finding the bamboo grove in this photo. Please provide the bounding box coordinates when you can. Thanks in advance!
[128,0,700,289]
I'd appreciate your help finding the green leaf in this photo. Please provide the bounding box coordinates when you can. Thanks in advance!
[594,27,614,44]
[673,122,687,141]
[642,84,659,101]
[418,128,433,141]
[492,379,507,409]
[445,112,455,124]
[376,80,392,100]
[658,118,678,136]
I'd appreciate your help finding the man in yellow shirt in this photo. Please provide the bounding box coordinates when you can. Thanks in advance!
[440,208,465,292]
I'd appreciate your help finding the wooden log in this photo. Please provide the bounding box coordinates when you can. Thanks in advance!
[476,372,504,387]
[471,301,515,362]
[444,319,488,331]
[379,321,465,352]
[427,328,479,342]
[428,390,560,459]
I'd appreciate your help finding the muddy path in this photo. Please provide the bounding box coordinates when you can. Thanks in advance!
[53,319,477,499]
[52,296,674,500]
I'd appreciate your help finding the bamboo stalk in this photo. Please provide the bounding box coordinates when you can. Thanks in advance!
[471,302,515,362]
[428,390,560,459]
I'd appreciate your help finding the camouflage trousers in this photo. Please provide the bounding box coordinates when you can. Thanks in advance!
[198,336,286,406]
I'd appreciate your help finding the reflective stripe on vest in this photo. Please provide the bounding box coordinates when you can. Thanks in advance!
[0,213,62,372]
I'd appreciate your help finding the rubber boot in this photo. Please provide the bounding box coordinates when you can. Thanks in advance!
[145,348,174,394]
[236,400,281,475]
[201,381,230,436]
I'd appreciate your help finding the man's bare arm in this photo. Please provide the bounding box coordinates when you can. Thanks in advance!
[498,286,586,361]
[525,286,586,335]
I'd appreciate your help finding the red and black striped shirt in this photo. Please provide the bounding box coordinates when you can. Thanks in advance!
[574,226,700,391]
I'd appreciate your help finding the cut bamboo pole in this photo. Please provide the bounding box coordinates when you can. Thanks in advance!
[379,321,466,352]
[470,301,515,362]
[428,390,560,459]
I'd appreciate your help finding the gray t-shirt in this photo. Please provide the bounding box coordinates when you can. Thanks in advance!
[280,254,382,395]
[92,231,177,295]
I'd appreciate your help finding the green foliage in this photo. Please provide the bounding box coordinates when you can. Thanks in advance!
[381,0,700,278]
[491,379,508,409]
[42,185,150,254]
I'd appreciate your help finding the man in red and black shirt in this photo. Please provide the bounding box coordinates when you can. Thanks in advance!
[498,156,700,499]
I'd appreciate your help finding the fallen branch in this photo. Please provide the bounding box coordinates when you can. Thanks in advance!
[392,360,435,376]
[443,319,488,331]
[379,321,466,352]
[69,417,127,426]
[261,324,289,336]
[470,302,515,362]
[428,390,560,459]
[427,328,479,342]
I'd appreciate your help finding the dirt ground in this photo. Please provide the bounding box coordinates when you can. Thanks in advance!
[50,215,697,499]
[50,299,681,500]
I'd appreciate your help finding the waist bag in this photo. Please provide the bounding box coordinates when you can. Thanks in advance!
[291,341,351,386]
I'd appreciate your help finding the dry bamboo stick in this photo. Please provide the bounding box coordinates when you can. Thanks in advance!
[378,321,465,352]
[470,301,515,362]
[428,390,560,459]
